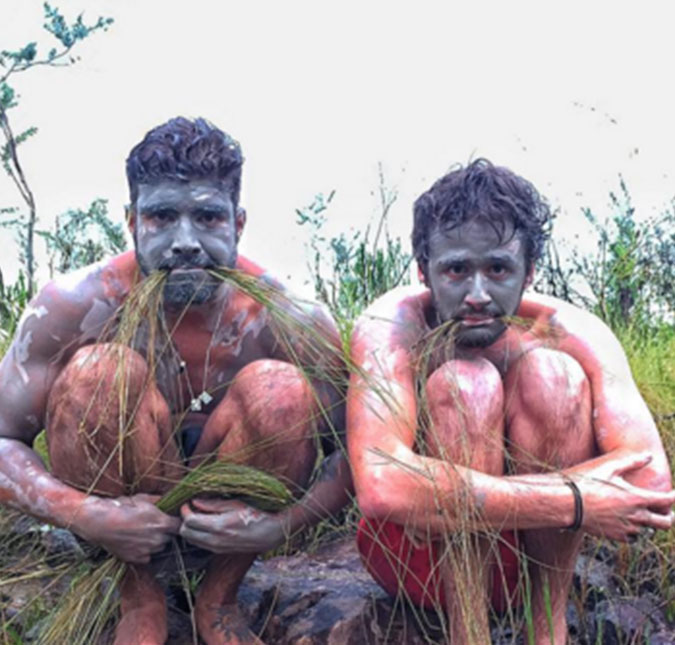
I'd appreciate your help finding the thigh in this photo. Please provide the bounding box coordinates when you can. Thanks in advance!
[193,359,319,488]
[46,343,181,496]
[505,348,595,472]
[423,358,505,475]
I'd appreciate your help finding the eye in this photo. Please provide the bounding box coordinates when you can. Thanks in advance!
[196,210,224,225]
[445,262,467,278]
[149,209,176,223]
[489,262,507,276]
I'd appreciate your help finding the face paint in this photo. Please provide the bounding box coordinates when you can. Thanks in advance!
[79,298,117,341]
[426,219,530,348]
[13,330,32,385]
[239,506,263,526]
[132,179,242,308]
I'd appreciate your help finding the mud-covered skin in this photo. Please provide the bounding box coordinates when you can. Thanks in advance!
[0,244,350,645]
[348,220,674,645]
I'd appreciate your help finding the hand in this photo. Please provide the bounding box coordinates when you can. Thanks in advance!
[73,493,181,564]
[179,498,286,554]
[574,452,675,541]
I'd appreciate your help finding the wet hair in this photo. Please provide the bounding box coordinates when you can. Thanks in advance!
[412,158,551,278]
[126,117,244,205]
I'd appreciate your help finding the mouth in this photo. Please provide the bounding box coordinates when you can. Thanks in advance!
[457,316,496,327]
[168,267,208,274]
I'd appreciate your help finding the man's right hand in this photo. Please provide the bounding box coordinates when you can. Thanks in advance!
[575,452,675,542]
[72,493,181,564]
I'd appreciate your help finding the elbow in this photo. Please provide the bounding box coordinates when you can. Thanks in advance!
[354,469,401,521]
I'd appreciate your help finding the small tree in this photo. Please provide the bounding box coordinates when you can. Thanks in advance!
[535,177,675,330]
[0,3,113,297]
[37,198,127,277]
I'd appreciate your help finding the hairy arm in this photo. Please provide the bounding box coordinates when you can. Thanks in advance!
[0,272,179,563]
[347,290,674,540]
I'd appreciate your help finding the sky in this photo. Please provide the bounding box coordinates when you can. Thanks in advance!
[1,1,674,296]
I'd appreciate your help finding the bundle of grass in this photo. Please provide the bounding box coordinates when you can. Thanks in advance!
[37,460,293,645]
[34,266,351,643]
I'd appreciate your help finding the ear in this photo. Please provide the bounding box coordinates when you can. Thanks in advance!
[125,205,136,234]
[235,207,247,241]
[417,263,429,287]
[524,264,535,289]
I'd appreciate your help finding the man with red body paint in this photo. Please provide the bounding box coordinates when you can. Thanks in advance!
[0,117,351,645]
[347,160,674,644]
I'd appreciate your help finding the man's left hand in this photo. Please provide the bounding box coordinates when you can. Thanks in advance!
[179,498,286,554]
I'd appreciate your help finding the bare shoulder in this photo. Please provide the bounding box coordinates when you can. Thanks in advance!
[519,291,628,373]
[235,254,340,350]
[353,285,430,353]
[10,252,135,365]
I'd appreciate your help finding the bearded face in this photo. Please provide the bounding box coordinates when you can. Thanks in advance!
[132,179,244,307]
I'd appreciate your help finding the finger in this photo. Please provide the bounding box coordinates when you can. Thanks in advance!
[179,525,218,551]
[180,503,193,521]
[616,451,652,476]
[191,498,243,513]
[165,516,182,534]
[182,510,223,533]
[132,493,162,505]
[643,488,675,508]
[641,510,674,531]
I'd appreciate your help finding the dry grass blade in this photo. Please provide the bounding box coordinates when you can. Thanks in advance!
[37,459,293,644]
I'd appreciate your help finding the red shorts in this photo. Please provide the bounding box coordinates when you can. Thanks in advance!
[356,518,521,613]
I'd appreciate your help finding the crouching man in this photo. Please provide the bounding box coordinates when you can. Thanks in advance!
[347,159,674,644]
[0,117,351,645]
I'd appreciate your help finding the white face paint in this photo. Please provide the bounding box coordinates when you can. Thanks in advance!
[239,506,263,526]
[21,305,48,321]
[13,330,33,385]
[215,309,268,357]
[80,298,117,341]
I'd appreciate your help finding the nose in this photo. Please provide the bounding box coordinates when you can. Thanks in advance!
[464,273,491,309]
[171,218,201,257]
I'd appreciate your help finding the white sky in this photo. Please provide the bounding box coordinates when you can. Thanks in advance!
[1,1,674,295]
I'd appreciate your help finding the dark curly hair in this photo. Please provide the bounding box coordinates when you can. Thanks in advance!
[412,159,551,279]
[126,117,244,206]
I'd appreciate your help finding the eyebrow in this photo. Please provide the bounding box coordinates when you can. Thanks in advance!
[436,250,520,265]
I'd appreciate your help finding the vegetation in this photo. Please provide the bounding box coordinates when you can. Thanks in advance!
[1,2,114,297]
[296,164,412,342]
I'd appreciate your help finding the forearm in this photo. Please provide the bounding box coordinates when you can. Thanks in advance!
[362,450,577,534]
[277,451,353,538]
[0,437,92,529]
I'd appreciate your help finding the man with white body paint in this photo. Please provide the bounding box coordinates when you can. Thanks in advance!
[0,117,351,645]
[347,159,674,644]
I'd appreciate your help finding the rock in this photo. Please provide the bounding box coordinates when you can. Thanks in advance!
[236,538,429,644]
[41,527,85,558]
[590,595,673,644]
[574,554,616,593]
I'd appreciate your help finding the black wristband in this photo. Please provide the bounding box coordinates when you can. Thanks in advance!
[563,479,584,531]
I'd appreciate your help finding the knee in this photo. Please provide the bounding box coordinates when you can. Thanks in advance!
[49,344,150,410]
[425,358,504,415]
[506,348,589,415]
[505,349,593,468]
[229,360,314,416]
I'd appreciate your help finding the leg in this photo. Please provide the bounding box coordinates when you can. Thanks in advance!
[192,360,319,645]
[505,348,594,645]
[424,358,505,645]
[46,344,182,645]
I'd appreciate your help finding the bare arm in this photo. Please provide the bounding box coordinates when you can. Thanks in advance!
[347,291,674,540]
[0,275,179,563]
